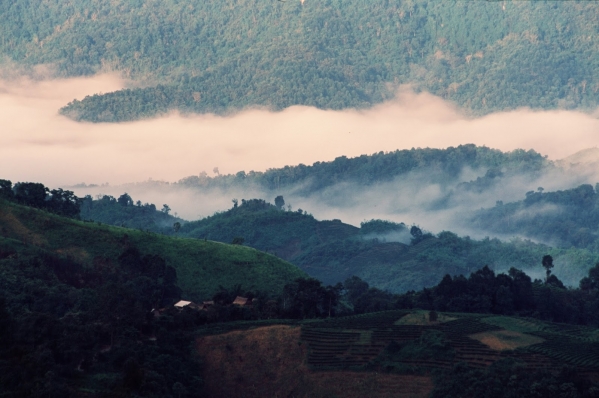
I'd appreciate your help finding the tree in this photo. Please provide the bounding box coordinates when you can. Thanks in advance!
[161,204,171,214]
[13,182,48,208]
[47,189,81,218]
[231,198,238,208]
[117,193,133,207]
[542,255,554,281]
[282,278,337,319]
[173,222,181,234]
[410,225,423,244]
[344,276,369,304]
[0,179,13,200]
[231,237,245,245]
[274,195,285,210]
[580,263,599,291]
[122,357,144,391]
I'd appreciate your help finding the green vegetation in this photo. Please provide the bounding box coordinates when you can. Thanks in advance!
[432,360,596,398]
[179,196,599,292]
[6,192,599,395]
[0,197,309,396]
[0,240,206,396]
[0,179,80,218]
[0,199,306,301]
[298,308,599,397]
[2,1,598,121]
[79,193,185,235]
[175,144,548,194]
[472,184,599,251]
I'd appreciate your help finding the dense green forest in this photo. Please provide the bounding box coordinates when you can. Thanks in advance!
[2,1,598,121]
[471,184,599,251]
[1,179,81,219]
[172,144,549,195]
[343,260,599,325]
[0,239,205,396]
[79,193,185,236]
[179,198,599,292]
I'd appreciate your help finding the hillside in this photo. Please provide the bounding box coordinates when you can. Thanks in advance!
[0,199,306,301]
[196,310,599,397]
[172,145,549,196]
[471,184,599,251]
[180,198,599,291]
[2,1,598,121]
[79,192,185,236]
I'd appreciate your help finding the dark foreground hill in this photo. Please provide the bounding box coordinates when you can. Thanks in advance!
[0,198,307,396]
[3,1,598,121]
[180,198,599,291]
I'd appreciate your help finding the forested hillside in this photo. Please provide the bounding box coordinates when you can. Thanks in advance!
[179,198,599,291]
[0,198,306,301]
[471,184,599,251]
[79,192,185,235]
[2,1,598,121]
[173,145,549,196]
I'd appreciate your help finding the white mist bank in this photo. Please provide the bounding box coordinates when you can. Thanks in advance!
[2,75,599,184]
[2,74,599,224]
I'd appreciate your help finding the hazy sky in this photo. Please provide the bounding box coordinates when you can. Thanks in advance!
[2,74,599,189]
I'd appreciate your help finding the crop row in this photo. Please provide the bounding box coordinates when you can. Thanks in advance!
[439,318,501,337]
[525,340,599,368]
[304,310,409,330]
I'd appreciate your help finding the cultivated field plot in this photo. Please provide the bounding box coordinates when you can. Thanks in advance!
[300,311,599,375]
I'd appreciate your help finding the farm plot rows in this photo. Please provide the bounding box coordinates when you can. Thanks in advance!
[302,312,505,370]
[526,332,599,368]
[301,311,599,373]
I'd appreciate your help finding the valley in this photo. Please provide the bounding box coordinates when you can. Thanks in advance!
[3,0,599,396]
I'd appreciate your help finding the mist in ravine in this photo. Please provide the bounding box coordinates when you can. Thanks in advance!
[3,74,599,237]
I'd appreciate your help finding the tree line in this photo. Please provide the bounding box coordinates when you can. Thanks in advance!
[79,193,183,235]
[0,179,80,218]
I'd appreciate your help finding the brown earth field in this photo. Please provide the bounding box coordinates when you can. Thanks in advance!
[469,330,545,351]
[196,325,433,398]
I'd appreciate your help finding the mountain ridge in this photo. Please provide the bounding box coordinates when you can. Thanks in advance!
[3,1,598,121]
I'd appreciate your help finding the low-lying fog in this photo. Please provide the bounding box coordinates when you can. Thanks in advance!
[3,74,599,235]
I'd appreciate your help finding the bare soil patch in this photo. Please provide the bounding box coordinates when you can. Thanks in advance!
[395,311,456,326]
[0,208,47,247]
[469,330,544,351]
[197,325,433,398]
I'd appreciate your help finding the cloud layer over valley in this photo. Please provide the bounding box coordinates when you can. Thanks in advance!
[3,75,599,228]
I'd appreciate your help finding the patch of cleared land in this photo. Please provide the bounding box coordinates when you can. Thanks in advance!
[470,330,545,351]
[395,311,457,326]
[197,325,433,398]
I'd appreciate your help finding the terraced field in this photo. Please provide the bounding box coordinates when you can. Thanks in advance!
[195,310,599,396]
[300,311,599,376]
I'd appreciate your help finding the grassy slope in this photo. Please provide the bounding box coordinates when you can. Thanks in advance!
[181,204,599,291]
[0,200,307,300]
